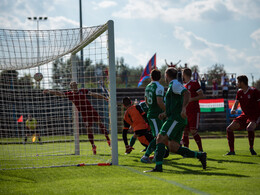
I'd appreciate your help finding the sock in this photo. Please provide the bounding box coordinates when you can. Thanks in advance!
[129,136,136,147]
[99,123,110,141]
[176,146,198,158]
[227,131,234,152]
[248,131,255,149]
[88,133,94,145]
[155,143,165,171]
[144,138,156,157]
[193,134,203,151]
[183,134,189,148]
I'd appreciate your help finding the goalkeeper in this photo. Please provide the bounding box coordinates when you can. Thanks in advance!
[122,97,154,154]
[43,81,111,155]
[24,115,42,144]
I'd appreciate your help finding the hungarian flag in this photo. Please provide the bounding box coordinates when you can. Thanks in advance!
[228,100,242,117]
[199,99,225,112]
[137,53,156,87]
[17,115,23,122]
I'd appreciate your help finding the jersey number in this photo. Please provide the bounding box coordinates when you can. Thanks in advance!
[147,92,153,104]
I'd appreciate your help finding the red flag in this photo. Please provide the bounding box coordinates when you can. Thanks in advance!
[17,115,23,122]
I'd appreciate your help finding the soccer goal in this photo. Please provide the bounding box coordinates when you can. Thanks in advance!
[0,20,118,169]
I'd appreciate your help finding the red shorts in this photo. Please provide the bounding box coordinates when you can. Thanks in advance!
[186,111,200,130]
[233,113,260,130]
[81,109,100,127]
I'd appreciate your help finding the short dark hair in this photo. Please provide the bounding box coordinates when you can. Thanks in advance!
[237,75,248,86]
[183,68,192,77]
[122,97,131,107]
[151,69,161,81]
[165,67,177,79]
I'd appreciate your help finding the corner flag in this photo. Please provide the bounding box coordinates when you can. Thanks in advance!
[137,53,156,87]
[17,115,23,122]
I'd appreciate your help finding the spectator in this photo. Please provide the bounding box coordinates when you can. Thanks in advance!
[222,78,229,99]
[212,79,218,98]
[200,77,207,94]
[177,67,183,84]
[165,59,176,67]
[192,68,199,81]
[230,74,236,87]
[221,73,227,86]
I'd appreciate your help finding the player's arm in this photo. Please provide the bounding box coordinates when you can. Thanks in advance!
[122,120,130,146]
[88,91,109,102]
[231,100,239,114]
[190,89,204,102]
[165,59,169,66]
[181,90,190,119]
[157,96,165,111]
[43,89,65,97]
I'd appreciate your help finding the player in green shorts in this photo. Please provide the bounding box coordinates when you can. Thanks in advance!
[145,67,207,172]
[141,69,167,163]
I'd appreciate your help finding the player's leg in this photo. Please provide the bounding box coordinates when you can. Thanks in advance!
[94,112,110,147]
[85,120,96,154]
[142,118,161,162]
[182,126,189,148]
[129,133,137,148]
[166,120,206,169]
[190,112,203,151]
[226,121,240,155]
[246,121,257,155]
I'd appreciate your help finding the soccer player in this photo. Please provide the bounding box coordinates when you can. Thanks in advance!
[43,81,110,155]
[141,69,166,163]
[226,75,260,155]
[122,97,154,154]
[182,68,204,152]
[24,114,42,144]
[145,68,206,172]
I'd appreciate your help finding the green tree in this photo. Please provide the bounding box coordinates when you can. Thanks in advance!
[253,79,260,90]
[18,73,34,89]
[52,58,72,89]
[0,70,19,89]
[207,64,226,85]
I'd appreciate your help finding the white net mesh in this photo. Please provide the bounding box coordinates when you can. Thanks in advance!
[0,22,115,169]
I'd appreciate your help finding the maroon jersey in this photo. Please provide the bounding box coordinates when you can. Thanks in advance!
[65,89,95,115]
[236,87,260,118]
[185,80,201,112]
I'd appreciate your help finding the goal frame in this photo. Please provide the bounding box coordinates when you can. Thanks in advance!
[71,20,118,165]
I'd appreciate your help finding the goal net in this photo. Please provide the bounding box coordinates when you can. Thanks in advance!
[0,20,118,169]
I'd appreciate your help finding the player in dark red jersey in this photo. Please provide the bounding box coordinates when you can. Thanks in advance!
[182,68,204,151]
[226,75,260,155]
[43,81,111,155]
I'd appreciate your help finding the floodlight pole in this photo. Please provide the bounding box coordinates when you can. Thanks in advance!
[27,17,48,73]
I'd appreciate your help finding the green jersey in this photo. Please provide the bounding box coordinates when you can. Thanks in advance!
[165,79,187,124]
[139,101,149,113]
[145,81,164,118]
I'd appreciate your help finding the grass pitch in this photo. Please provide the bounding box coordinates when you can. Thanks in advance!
[0,137,260,195]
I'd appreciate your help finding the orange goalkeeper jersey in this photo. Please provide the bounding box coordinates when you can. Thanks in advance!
[123,105,148,131]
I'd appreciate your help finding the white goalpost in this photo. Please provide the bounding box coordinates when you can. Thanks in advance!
[0,20,118,169]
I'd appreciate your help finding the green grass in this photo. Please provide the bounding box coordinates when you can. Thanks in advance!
[0,137,260,194]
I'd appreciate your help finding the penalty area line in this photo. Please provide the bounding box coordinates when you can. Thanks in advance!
[120,165,209,195]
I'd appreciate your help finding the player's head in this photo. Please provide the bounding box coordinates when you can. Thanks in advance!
[150,69,161,81]
[237,75,248,88]
[122,97,132,108]
[165,67,177,83]
[183,68,192,82]
[70,81,78,91]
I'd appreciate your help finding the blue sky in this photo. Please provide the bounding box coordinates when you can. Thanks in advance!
[0,0,260,84]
